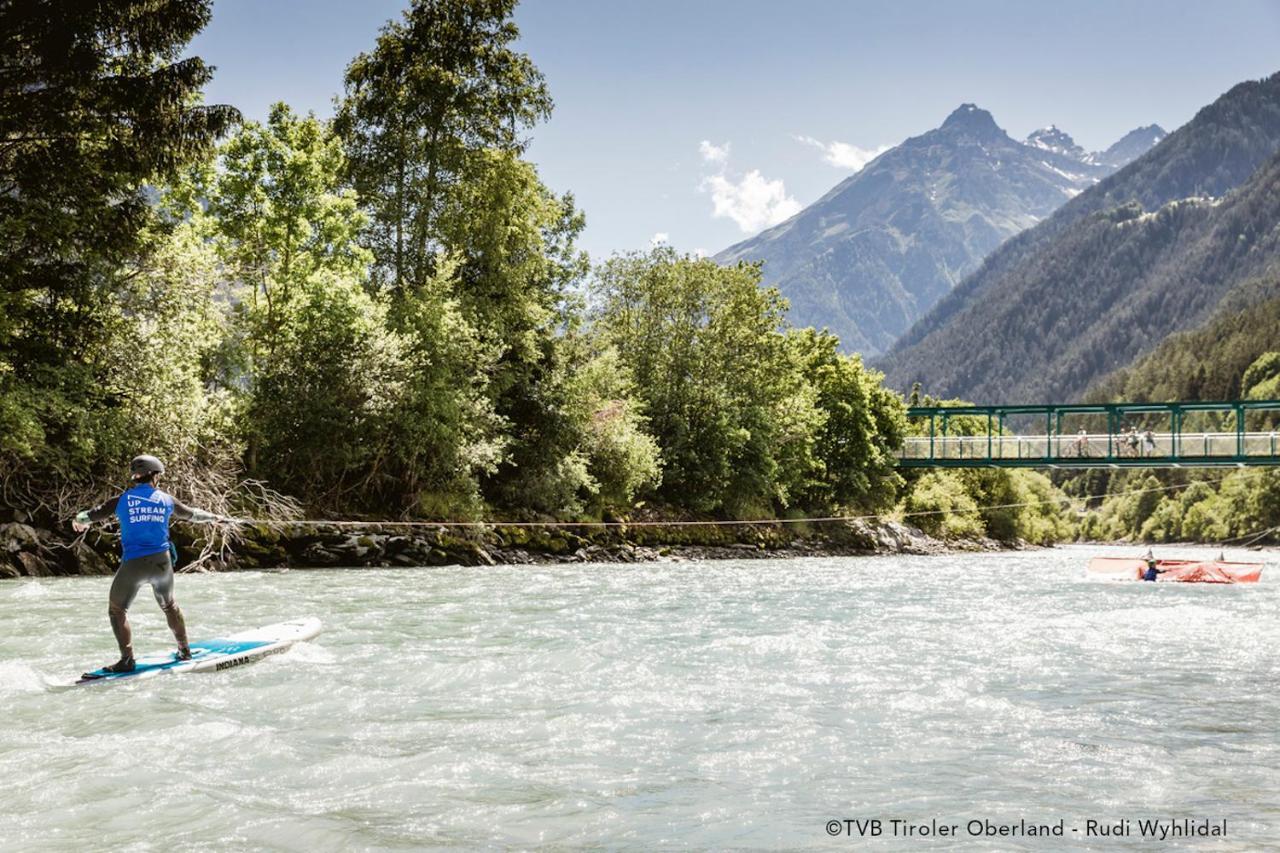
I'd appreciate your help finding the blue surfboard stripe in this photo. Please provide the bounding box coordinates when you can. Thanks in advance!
[80,639,270,680]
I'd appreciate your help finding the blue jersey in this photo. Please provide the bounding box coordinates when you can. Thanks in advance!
[114,483,175,561]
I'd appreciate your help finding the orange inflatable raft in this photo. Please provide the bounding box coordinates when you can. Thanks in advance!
[1087,557,1263,584]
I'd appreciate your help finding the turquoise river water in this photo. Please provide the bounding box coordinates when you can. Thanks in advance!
[1,545,1277,851]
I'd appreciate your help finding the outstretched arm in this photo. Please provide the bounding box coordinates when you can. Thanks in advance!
[73,495,120,532]
[171,497,227,524]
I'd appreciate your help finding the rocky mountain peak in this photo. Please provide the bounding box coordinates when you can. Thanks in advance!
[714,102,1169,358]
[939,103,1004,139]
[1026,125,1088,161]
[1096,124,1169,167]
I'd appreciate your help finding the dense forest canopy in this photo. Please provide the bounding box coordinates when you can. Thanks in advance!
[1,0,962,532]
[0,0,238,500]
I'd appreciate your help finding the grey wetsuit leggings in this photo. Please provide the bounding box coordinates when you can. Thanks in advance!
[109,551,176,611]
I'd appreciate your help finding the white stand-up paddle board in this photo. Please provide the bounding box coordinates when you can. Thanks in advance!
[74,617,322,686]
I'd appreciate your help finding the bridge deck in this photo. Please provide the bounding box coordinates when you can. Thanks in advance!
[898,401,1280,468]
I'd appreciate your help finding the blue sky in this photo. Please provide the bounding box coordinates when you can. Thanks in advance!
[191,0,1280,261]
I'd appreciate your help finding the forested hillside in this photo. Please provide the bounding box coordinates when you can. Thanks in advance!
[1086,278,1280,403]
[1067,273,1280,544]
[882,71,1280,401]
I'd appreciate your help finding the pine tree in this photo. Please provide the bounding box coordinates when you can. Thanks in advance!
[0,0,238,475]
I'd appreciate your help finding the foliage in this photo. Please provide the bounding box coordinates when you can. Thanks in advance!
[0,0,237,491]
[440,151,592,514]
[243,271,400,501]
[334,0,551,293]
[105,219,230,468]
[207,103,370,356]
[1243,351,1280,400]
[790,329,905,509]
[1009,470,1077,544]
[562,346,662,513]
[199,104,505,514]
[905,469,1073,544]
[380,258,504,518]
[335,1,591,513]
[1088,281,1280,403]
[592,249,826,515]
[903,472,984,539]
[1078,466,1280,545]
[0,0,1081,547]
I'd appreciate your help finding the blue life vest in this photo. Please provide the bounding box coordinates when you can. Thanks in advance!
[114,483,175,562]
[1143,565,1159,581]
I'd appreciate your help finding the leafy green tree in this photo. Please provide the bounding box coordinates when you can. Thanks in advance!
[382,256,505,518]
[203,104,374,481]
[337,2,590,513]
[202,104,510,513]
[1242,351,1280,399]
[791,329,906,509]
[437,151,591,513]
[335,0,551,293]
[244,271,411,504]
[0,0,236,486]
[904,472,984,539]
[104,218,229,469]
[208,103,370,358]
[593,249,830,515]
[561,345,662,513]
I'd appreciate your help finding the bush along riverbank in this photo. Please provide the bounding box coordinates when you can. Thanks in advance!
[0,515,1027,578]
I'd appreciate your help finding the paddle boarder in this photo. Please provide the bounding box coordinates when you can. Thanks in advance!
[72,455,225,674]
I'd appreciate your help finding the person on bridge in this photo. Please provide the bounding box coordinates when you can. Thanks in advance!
[1075,428,1089,457]
[72,455,227,674]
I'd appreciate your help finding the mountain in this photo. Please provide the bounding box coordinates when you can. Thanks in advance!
[1025,124,1168,166]
[880,71,1280,404]
[1085,275,1280,404]
[714,105,1162,356]
[1025,125,1089,161]
[1093,124,1168,168]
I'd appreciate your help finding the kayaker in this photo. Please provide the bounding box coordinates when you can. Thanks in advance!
[72,455,226,674]
[1142,550,1165,582]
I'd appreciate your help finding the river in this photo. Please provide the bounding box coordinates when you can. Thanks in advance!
[1,545,1276,850]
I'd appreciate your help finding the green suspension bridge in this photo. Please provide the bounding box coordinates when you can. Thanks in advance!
[898,400,1280,468]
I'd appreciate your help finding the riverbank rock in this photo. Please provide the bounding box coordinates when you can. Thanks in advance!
[16,550,53,577]
[0,513,1015,575]
[61,541,112,576]
[1,522,42,555]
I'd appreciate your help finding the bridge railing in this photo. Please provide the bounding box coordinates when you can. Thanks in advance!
[899,400,1280,467]
[899,432,1280,462]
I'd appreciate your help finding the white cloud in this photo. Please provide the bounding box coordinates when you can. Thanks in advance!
[698,140,730,164]
[795,135,890,172]
[692,247,708,259]
[650,232,669,247]
[702,170,801,233]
